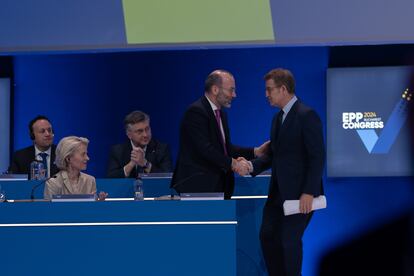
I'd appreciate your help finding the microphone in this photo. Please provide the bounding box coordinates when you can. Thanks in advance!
[30,175,57,200]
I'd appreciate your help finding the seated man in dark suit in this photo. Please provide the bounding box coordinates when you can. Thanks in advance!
[9,115,59,178]
[107,110,173,178]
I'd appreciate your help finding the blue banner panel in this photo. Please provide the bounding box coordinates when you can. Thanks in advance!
[0,201,236,275]
[270,0,414,45]
[0,0,126,51]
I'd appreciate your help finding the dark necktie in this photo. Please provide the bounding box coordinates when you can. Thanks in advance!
[214,109,228,156]
[39,152,48,177]
[275,110,284,139]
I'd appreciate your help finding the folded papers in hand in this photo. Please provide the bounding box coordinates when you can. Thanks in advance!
[283,195,327,216]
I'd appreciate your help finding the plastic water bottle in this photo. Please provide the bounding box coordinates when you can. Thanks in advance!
[30,161,45,180]
[0,184,5,202]
[133,176,144,201]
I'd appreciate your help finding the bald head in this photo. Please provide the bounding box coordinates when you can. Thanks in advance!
[204,70,234,93]
[204,70,236,109]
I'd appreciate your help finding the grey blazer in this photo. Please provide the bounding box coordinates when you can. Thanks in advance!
[44,170,96,200]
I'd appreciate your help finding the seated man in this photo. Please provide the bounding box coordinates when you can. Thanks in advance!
[9,115,59,177]
[107,110,173,178]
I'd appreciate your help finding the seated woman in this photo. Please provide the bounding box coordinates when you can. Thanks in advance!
[44,136,107,200]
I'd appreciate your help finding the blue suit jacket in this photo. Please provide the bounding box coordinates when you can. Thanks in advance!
[252,100,325,202]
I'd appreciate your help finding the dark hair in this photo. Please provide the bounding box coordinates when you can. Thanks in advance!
[204,69,233,92]
[264,68,295,94]
[29,115,51,140]
[124,111,150,130]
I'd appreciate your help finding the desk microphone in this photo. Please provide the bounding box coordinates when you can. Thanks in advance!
[30,175,57,200]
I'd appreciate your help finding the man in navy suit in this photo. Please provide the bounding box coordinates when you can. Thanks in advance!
[9,115,59,178]
[242,68,325,275]
[171,69,269,199]
[107,110,173,178]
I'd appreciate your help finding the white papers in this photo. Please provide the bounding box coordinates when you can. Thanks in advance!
[283,195,327,216]
[180,193,224,201]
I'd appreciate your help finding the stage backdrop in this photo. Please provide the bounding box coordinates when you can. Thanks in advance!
[12,46,328,177]
[9,46,414,276]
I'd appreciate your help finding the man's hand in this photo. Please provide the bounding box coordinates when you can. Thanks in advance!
[131,148,146,167]
[299,193,314,214]
[254,140,270,158]
[232,158,251,176]
[124,148,147,177]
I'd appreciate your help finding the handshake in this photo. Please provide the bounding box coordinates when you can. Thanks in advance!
[231,157,252,176]
[231,140,270,176]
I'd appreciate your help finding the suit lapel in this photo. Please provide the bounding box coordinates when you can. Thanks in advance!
[50,145,55,162]
[201,96,226,152]
[270,112,279,143]
[145,140,156,162]
[220,110,231,151]
[28,146,36,163]
[61,171,75,194]
[275,101,299,147]
[50,145,58,175]
[123,142,133,162]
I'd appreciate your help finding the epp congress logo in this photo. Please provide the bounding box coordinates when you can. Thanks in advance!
[342,89,412,154]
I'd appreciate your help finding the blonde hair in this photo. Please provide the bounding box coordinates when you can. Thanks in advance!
[55,136,89,170]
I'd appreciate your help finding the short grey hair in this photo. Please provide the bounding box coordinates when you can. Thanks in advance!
[55,136,89,170]
[124,110,150,131]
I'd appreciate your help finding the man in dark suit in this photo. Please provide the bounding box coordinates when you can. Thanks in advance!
[242,68,325,275]
[9,115,59,178]
[171,69,269,199]
[107,110,173,178]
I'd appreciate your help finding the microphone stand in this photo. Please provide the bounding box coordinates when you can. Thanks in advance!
[30,175,56,200]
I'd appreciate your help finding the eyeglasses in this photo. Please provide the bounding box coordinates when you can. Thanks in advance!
[129,126,151,135]
[220,86,236,93]
[265,85,282,93]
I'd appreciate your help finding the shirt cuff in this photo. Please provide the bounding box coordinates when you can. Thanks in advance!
[143,161,152,174]
[247,161,253,173]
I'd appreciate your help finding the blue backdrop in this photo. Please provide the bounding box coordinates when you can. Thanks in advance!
[12,46,328,177]
[9,46,414,276]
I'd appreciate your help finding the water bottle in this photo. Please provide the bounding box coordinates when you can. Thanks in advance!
[30,161,45,180]
[133,176,144,201]
[0,184,6,202]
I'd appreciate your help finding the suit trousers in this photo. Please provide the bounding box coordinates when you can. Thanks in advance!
[260,200,313,276]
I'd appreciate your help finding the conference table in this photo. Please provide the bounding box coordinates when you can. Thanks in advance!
[0,174,271,275]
